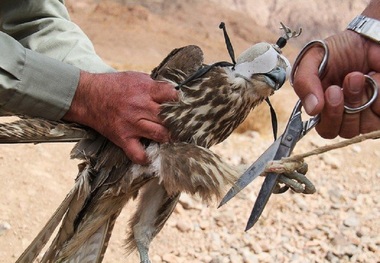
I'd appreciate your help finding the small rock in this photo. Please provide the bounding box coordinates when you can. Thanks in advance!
[260,241,271,252]
[176,220,192,232]
[367,242,378,253]
[293,195,308,211]
[247,241,262,254]
[0,222,11,236]
[242,249,258,263]
[199,220,210,230]
[356,230,364,238]
[162,253,180,263]
[151,255,162,262]
[325,251,339,263]
[209,255,223,263]
[228,155,243,166]
[178,194,194,210]
[209,233,222,251]
[332,234,350,247]
[257,252,272,262]
[343,216,360,227]
[351,145,362,153]
[228,252,242,263]
[199,254,213,263]
[321,154,341,169]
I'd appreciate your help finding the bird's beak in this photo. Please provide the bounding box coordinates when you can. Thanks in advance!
[263,67,286,90]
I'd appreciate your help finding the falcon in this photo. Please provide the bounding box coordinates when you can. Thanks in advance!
[8,25,293,263]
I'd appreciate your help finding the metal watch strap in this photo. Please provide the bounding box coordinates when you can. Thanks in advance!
[347,15,380,43]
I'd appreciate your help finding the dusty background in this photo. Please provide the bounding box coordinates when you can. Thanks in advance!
[1,0,379,262]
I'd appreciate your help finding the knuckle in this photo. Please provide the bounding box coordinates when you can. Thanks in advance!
[150,128,167,142]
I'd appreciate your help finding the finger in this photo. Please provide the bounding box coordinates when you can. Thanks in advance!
[139,101,164,124]
[136,119,171,143]
[360,72,380,133]
[121,139,149,165]
[340,72,366,138]
[151,81,178,103]
[292,46,326,115]
[368,72,380,116]
[315,85,344,139]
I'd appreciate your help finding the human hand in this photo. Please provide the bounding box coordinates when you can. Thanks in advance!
[63,71,178,164]
[292,29,380,138]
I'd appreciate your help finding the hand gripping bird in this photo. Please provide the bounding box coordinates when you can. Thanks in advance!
[7,23,295,263]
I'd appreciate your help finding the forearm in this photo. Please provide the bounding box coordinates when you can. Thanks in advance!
[362,0,380,19]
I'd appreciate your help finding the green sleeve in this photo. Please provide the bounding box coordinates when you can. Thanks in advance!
[0,0,114,73]
[0,0,116,119]
[0,32,80,120]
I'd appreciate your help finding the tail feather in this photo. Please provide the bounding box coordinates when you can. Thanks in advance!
[55,215,119,263]
[40,167,92,262]
[15,168,91,263]
[0,118,89,144]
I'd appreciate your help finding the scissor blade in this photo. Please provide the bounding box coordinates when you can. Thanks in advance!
[245,172,279,231]
[218,137,281,207]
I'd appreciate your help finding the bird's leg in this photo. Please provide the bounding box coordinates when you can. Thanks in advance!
[127,178,179,263]
[264,160,316,194]
[136,241,151,263]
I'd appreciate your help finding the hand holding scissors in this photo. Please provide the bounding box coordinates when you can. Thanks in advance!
[219,40,379,231]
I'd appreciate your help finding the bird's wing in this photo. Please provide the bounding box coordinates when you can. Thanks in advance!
[42,141,134,262]
[0,118,89,143]
[151,45,204,84]
[158,142,239,201]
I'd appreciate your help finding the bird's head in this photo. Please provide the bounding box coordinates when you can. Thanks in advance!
[229,42,290,98]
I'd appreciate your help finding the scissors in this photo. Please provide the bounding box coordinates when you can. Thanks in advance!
[219,40,379,231]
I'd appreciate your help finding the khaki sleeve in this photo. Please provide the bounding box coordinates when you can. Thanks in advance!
[0,0,115,73]
[0,0,117,119]
[0,32,80,120]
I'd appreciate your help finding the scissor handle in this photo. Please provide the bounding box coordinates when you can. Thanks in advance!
[290,40,329,86]
[344,74,379,114]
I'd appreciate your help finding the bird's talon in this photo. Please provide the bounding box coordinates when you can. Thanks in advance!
[265,160,315,194]
[278,173,305,193]
[273,183,289,194]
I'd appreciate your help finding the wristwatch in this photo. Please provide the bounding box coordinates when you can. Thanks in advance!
[347,15,380,43]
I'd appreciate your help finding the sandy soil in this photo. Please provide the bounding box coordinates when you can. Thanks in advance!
[1,1,379,262]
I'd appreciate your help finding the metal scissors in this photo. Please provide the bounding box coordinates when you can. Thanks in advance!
[219,40,379,231]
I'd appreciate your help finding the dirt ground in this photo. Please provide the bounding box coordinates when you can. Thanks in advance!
[0,0,379,262]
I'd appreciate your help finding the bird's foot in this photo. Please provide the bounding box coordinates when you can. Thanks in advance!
[264,160,316,194]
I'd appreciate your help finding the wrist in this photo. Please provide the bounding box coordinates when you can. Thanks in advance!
[63,71,96,126]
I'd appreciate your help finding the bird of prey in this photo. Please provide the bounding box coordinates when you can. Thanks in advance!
[8,27,292,263]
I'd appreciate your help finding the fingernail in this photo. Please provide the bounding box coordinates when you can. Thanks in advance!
[348,74,362,94]
[304,94,318,113]
[326,86,342,106]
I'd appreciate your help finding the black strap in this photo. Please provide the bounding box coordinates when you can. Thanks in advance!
[176,22,237,90]
[265,98,278,140]
[176,61,234,89]
[219,22,237,67]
